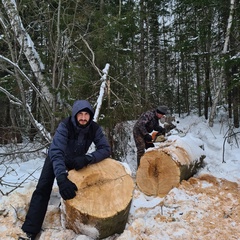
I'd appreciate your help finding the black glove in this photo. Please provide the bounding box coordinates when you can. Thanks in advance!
[73,155,93,170]
[161,128,166,135]
[56,174,78,200]
[144,134,152,142]
[156,126,166,135]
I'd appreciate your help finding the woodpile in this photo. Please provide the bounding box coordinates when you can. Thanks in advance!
[136,137,205,197]
[61,158,134,239]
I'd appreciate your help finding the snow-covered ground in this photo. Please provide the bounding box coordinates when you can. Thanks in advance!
[0,113,240,240]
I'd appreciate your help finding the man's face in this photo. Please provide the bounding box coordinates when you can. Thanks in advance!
[76,111,90,126]
[156,112,165,119]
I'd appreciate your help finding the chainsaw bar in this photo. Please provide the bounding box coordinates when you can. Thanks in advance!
[167,128,186,137]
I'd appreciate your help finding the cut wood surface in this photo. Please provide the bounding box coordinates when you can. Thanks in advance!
[62,158,134,239]
[136,137,205,197]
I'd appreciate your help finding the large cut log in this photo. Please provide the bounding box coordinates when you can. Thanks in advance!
[136,136,205,197]
[61,158,134,239]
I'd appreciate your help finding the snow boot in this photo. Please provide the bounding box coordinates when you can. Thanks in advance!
[18,231,36,240]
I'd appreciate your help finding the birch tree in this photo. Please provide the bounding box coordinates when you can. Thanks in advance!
[208,0,235,127]
[1,0,53,107]
[0,0,54,142]
[94,63,110,123]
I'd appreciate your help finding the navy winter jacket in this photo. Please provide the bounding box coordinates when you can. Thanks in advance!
[48,100,111,178]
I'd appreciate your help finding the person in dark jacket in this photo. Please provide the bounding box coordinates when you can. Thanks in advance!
[19,100,111,240]
[133,105,168,168]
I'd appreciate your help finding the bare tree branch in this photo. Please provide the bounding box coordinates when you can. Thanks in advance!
[0,79,52,143]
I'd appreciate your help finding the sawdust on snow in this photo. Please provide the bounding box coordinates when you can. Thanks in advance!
[0,174,239,240]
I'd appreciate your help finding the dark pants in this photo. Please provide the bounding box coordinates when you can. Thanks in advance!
[133,128,154,168]
[22,156,55,235]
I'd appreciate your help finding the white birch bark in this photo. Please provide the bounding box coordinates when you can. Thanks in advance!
[208,0,235,127]
[93,64,110,122]
[1,0,53,105]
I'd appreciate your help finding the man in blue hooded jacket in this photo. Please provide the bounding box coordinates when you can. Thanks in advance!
[19,100,111,240]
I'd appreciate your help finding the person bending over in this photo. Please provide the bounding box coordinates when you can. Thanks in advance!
[133,105,168,168]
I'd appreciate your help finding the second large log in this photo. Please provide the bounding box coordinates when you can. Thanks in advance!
[136,136,205,197]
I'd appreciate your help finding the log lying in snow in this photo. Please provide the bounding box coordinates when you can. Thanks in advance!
[136,136,205,197]
[61,158,134,239]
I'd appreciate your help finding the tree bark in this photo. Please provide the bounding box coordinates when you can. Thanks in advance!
[93,63,110,123]
[208,0,235,127]
[2,0,52,104]
[62,158,134,239]
[136,138,205,197]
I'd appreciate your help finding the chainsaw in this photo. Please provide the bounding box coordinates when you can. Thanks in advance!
[151,131,167,142]
[150,128,186,143]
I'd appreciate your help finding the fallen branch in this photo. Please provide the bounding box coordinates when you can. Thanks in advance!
[0,166,41,196]
[222,131,240,163]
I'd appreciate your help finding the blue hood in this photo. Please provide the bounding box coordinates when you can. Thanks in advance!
[71,100,94,127]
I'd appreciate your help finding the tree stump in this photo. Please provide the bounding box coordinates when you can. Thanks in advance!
[61,158,134,239]
[136,137,205,197]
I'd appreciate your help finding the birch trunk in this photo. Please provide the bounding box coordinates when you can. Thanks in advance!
[94,64,110,122]
[2,0,53,107]
[208,0,235,127]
